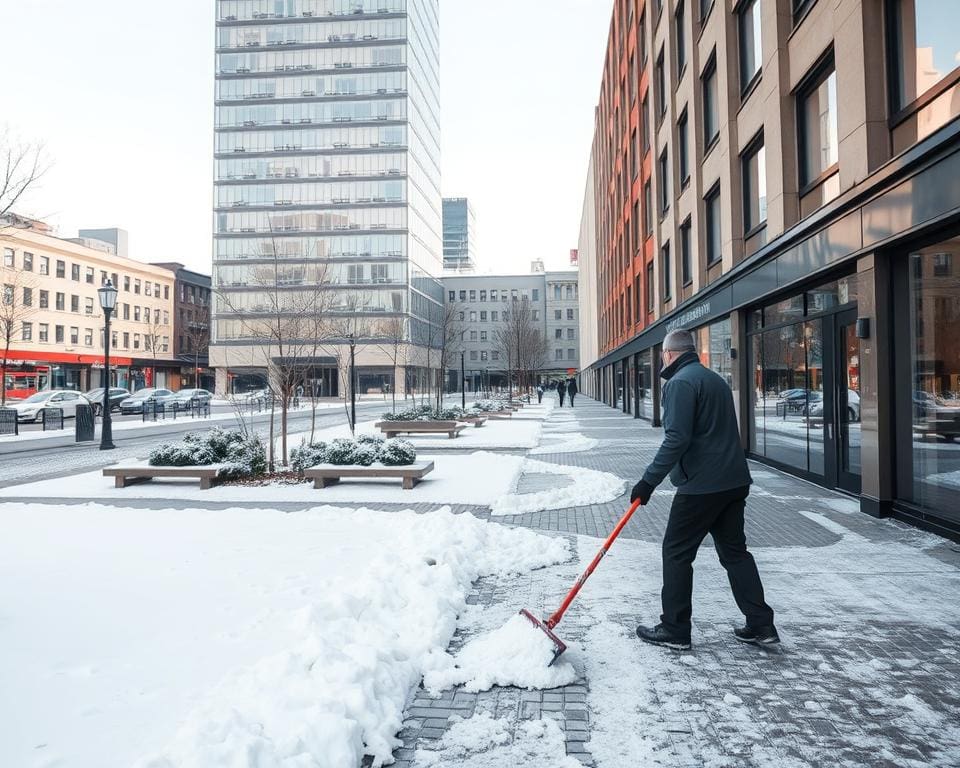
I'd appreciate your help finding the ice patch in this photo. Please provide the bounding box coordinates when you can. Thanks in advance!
[820,497,861,514]
[416,714,581,767]
[424,613,577,693]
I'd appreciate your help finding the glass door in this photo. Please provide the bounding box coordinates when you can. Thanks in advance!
[835,309,862,493]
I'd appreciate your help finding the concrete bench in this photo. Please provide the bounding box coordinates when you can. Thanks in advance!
[103,464,224,490]
[305,460,435,490]
[375,420,466,439]
[458,416,487,427]
[484,411,513,419]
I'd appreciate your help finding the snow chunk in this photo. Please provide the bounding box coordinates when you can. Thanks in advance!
[416,713,581,768]
[424,613,577,693]
[529,433,600,455]
[491,457,625,516]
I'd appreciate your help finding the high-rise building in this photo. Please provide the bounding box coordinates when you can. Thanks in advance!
[211,0,442,397]
[442,197,477,272]
[579,0,960,537]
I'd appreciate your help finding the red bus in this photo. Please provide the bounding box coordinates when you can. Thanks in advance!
[3,366,51,401]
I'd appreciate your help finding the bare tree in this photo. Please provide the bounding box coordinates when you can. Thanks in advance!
[0,267,37,405]
[1,128,50,219]
[184,317,210,389]
[373,315,408,415]
[326,292,372,435]
[215,223,335,467]
[143,308,167,386]
[495,296,544,397]
[434,301,464,412]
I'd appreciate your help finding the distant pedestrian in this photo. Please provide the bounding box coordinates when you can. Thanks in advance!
[567,378,578,407]
[557,380,566,407]
[632,329,777,651]
[536,384,544,404]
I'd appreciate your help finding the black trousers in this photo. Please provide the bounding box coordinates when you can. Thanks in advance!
[558,393,565,406]
[569,393,576,407]
[660,485,774,637]
[537,392,543,403]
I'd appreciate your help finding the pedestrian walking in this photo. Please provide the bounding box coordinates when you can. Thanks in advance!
[567,378,578,407]
[536,383,544,404]
[631,329,777,651]
[557,379,566,407]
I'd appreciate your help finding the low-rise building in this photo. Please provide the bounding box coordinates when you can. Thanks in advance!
[1,217,178,398]
[151,263,213,391]
[441,269,580,390]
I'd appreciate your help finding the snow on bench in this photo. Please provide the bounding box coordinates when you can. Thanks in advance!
[103,464,227,490]
[304,460,435,490]
[375,421,467,439]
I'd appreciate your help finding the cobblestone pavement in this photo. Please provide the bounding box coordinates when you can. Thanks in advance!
[380,396,960,768]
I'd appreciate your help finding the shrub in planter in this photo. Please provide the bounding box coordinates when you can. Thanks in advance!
[355,433,385,450]
[149,428,266,479]
[377,438,417,466]
[291,440,328,472]
[325,438,359,465]
[471,399,501,413]
[352,443,379,466]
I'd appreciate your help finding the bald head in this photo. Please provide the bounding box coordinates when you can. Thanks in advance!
[663,329,696,353]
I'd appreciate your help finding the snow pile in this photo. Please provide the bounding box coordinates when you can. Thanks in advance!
[0,502,570,768]
[529,433,599,455]
[416,713,581,768]
[491,457,625,516]
[424,613,577,693]
[136,507,570,767]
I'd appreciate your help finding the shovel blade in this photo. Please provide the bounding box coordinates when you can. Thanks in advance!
[519,608,568,666]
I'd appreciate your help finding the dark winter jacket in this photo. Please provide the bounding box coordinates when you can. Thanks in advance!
[557,382,567,395]
[567,379,578,395]
[641,351,751,495]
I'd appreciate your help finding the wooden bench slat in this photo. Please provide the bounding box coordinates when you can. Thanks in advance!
[304,460,434,490]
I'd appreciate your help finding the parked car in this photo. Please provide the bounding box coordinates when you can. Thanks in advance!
[9,390,92,423]
[83,387,131,416]
[119,388,174,415]
[913,390,960,442]
[166,388,213,409]
[803,390,861,422]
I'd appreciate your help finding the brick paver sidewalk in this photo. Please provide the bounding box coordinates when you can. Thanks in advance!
[384,397,960,767]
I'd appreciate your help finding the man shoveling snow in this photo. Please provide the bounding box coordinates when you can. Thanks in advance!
[630,328,778,651]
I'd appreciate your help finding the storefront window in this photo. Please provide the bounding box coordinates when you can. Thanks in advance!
[638,349,654,421]
[750,320,823,474]
[905,239,960,520]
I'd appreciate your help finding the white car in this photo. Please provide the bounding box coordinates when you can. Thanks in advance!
[10,390,92,423]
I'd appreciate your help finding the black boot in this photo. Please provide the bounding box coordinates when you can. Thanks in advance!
[734,625,780,646]
[636,624,691,650]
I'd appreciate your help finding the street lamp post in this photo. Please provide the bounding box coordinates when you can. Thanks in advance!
[461,351,466,409]
[348,333,356,431]
[97,279,118,451]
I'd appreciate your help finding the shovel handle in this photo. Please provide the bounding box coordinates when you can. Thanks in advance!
[545,498,642,629]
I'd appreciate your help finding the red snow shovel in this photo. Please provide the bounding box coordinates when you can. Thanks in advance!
[521,499,643,666]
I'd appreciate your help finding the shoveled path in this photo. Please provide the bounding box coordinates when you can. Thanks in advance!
[382,396,960,768]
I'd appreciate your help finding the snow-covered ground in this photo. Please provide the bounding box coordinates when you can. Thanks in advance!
[3,451,626,514]
[0,502,570,768]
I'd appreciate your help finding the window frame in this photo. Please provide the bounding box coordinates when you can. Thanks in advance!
[658,148,670,214]
[795,48,838,192]
[656,47,667,121]
[741,130,767,236]
[661,241,672,302]
[675,0,687,78]
[701,51,720,151]
[738,0,763,96]
[680,217,693,286]
[884,0,960,125]
[704,182,722,266]
[678,108,690,186]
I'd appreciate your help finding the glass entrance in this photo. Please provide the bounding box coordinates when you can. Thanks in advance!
[835,309,862,493]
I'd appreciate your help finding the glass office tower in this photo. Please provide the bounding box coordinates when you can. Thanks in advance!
[442,197,477,272]
[212,0,442,392]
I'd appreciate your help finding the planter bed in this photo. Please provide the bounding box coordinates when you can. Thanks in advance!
[103,464,226,490]
[375,420,466,439]
[305,460,435,490]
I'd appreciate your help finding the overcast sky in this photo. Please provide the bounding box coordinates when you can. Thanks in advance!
[4,0,612,275]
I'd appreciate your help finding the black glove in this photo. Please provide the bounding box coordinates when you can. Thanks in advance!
[630,480,654,505]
